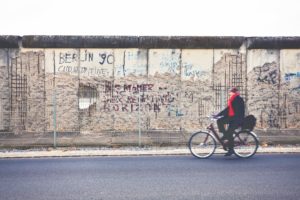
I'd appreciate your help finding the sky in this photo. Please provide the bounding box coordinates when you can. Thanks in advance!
[0,0,300,36]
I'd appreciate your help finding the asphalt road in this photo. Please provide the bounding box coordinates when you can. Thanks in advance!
[0,154,299,200]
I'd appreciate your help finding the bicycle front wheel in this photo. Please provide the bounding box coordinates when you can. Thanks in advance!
[188,131,216,159]
[233,130,259,158]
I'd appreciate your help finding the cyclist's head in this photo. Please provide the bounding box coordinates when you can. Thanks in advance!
[229,87,239,96]
[230,87,238,93]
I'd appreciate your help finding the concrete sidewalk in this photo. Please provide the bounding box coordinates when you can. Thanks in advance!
[0,146,300,158]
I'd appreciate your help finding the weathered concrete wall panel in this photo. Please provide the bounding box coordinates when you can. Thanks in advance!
[45,49,80,132]
[0,49,19,132]
[0,49,9,131]
[280,50,300,129]
[148,49,181,130]
[22,50,46,133]
[247,49,280,129]
[181,50,213,130]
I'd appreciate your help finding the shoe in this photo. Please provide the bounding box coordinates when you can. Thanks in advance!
[224,150,234,157]
[222,146,228,151]
[221,136,229,151]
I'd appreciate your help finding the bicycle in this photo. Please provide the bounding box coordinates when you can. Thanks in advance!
[188,116,259,159]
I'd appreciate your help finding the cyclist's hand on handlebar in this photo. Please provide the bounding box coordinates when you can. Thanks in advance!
[211,114,222,120]
[211,114,218,118]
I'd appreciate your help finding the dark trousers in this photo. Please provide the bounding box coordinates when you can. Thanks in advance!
[217,116,241,150]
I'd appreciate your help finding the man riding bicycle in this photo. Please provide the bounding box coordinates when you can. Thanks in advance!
[215,87,245,156]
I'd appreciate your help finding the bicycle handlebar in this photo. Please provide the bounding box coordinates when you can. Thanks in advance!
[208,115,223,121]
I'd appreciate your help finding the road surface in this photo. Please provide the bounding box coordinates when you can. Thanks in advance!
[0,154,299,200]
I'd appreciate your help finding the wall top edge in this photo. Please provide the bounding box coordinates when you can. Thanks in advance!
[1,35,300,49]
[0,36,21,48]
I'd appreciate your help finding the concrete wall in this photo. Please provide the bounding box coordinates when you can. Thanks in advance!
[0,36,299,137]
[42,48,246,133]
[247,49,300,130]
[0,49,10,131]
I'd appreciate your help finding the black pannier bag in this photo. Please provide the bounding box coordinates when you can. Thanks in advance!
[242,115,257,131]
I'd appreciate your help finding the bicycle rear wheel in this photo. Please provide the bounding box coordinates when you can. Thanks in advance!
[233,130,259,158]
[188,131,216,159]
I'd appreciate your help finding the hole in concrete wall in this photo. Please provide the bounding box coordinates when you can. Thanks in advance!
[78,84,98,110]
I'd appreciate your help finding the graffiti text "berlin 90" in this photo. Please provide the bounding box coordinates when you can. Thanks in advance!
[58,51,114,65]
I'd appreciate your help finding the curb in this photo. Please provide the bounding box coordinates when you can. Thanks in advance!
[0,147,300,158]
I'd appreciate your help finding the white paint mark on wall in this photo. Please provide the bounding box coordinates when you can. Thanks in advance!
[182,50,213,81]
[114,49,147,77]
[148,49,181,76]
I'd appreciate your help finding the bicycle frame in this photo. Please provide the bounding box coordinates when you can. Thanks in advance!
[206,123,228,150]
[206,121,253,150]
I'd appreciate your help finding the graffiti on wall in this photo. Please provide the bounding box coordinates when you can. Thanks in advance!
[160,60,179,74]
[253,62,278,85]
[148,50,181,76]
[32,49,300,132]
[247,60,281,129]
[285,72,300,81]
[284,71,300,91]
[183,64,209,79]
[50,50,114,77]
[58,50,114,65]
[100,82,180,114]
[280,68,300,128]
[5,47,300,136]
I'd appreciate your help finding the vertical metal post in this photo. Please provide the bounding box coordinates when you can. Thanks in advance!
[221,88,224,109]
[53,50,57,148]
[53,89,57,148]
[138,90,141,147]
